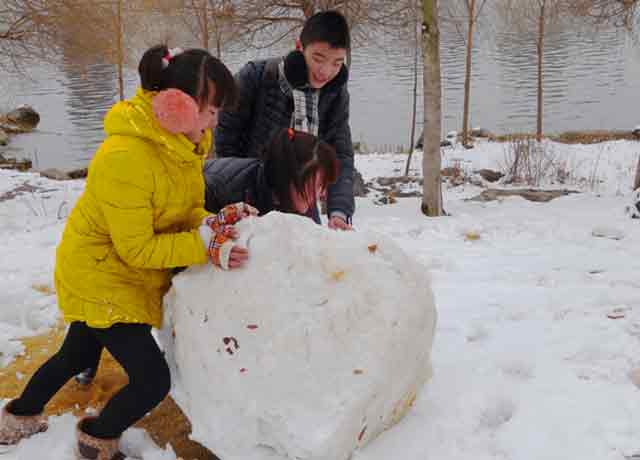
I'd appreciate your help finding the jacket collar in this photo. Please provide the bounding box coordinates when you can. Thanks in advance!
[282,50,349,93]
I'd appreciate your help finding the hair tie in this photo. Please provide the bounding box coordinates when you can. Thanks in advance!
[162,47,184,69]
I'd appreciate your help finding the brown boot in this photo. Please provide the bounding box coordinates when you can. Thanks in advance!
[0,400,48,447]
[76,417,125,460]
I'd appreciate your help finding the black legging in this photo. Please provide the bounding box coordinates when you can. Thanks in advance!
[10,322,170,439]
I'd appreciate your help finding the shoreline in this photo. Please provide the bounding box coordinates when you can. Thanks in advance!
[490,129,640,145]
[0,128,638,179]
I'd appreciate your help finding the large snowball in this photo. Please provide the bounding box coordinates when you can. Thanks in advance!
[160,212,437,460]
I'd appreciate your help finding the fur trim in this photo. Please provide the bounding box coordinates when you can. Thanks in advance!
[76,417,124,460]
[152,88,199,135]
[0,401,48,446]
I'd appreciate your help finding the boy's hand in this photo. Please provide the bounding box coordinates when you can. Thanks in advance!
[328,215,352,231]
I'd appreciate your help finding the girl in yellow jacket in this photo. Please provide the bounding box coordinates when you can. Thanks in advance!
[0,45,255,459]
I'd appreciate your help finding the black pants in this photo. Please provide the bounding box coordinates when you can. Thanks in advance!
[10,322,170,439]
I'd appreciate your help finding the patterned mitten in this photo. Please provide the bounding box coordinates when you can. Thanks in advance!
[208,229,235,270]
[203,202,258,234]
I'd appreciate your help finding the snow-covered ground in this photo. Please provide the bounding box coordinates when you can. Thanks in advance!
[1,139,639,459]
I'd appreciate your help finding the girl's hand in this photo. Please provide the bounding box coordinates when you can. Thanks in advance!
[208,231,249,270]
[227,246,249,269]
[202,203,257,269]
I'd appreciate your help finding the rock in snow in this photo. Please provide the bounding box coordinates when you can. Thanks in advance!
[592,226,626,240]
[160,212,437,460]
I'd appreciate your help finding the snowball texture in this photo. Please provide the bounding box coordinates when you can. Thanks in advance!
[152,88,199,134]
[161,212,438,460]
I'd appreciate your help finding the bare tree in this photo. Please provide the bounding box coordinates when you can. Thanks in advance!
[229,1,322,50]
[500,0,568,141]
[0,0,61,69]
[568,0,639,29]
[421,0,443,216]
[456,0,488,146]
[404,0,421,177]
[230,0,407,52]
[114,0,125,100]
[634,153,640,191]
[179,0,235,57]
[566,0,639,191]
[46,0,169,101]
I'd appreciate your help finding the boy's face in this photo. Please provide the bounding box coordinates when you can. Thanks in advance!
[302,42,347,89]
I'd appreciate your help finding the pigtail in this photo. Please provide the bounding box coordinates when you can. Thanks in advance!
[139,44,169,91]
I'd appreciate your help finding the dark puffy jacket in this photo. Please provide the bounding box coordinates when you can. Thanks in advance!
[214,53,355,220]
[203,158,274,215]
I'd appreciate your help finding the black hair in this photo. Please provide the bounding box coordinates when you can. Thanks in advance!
[138,45,238,110]
[300,10,351,50]
[264,128,339,213]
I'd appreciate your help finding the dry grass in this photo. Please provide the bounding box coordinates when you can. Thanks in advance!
[551,130,639,144]
[0,323,218,460]
[490,130,639,145]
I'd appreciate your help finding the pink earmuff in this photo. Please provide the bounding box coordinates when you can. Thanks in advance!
[152,88,199,135]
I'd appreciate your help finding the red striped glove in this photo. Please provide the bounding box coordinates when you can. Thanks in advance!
[201,203,257,269]
[203,202,258,234]
[207,228,235,269]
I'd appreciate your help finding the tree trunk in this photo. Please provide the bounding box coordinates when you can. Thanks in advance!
[302,0,315,18]
[202,0,209,50]
[634,154,640,191]
[536,1,545,141]
[405,10,419,177]
[116,0,124,101]
[215,32,222,58]
[462,0,475,147]
[344,0,352,67]
[421,0,443,217]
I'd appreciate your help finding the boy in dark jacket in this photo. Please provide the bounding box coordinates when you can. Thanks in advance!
[214,10,354,230]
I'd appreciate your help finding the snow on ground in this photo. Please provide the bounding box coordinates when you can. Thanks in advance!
[0,139,639,459]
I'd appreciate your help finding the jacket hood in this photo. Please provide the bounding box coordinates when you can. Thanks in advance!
[103,87,212,163]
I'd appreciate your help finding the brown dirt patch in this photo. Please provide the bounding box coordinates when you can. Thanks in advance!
[0,322,218,460]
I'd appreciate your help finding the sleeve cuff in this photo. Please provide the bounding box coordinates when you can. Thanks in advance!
[329,211,351,224]
[198,225,213,252]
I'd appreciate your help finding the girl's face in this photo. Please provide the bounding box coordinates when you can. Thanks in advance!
[185,82,220,144]
[290,171,327,214]
[185,102,219,144]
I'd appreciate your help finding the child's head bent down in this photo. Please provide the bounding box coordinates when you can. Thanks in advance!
[264,128,339,215]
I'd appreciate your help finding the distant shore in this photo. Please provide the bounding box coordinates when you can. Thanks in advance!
[488,129,639,145]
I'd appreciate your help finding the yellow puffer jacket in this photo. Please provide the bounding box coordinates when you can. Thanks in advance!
[55,88,211,329]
